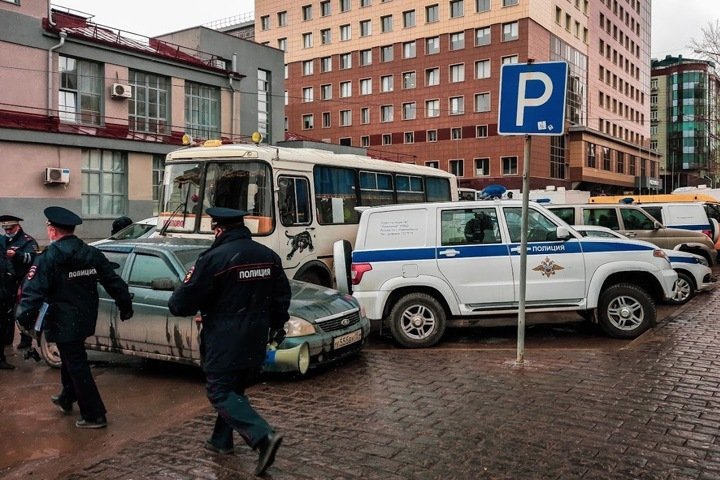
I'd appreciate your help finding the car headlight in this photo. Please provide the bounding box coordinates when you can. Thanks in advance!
[697,256,709,266]
[284,316,316,337]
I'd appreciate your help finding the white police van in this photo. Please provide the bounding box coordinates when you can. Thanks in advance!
[335,200,678,348]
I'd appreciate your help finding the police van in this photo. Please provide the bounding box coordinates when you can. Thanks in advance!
[335,200,678,348]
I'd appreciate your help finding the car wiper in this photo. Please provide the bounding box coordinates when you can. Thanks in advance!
[158,201,187,236]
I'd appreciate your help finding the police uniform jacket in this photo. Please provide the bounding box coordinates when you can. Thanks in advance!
[16,235,132,344]
[0,228,38,292]
[168,226,291,373]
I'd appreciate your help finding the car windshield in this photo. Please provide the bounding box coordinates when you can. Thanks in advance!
[110,223,155,240]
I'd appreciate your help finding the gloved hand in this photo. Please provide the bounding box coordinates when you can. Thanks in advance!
[120,309,134,321]
[269,328,286,345]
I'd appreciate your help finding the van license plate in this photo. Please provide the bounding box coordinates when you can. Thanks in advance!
[333,330,362,349]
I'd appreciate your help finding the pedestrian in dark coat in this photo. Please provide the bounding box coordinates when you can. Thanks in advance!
[0,214,39,350]
[15,207,133,429]
[168,207,291,476]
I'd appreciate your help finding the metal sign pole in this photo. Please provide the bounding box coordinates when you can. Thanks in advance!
[517,134,531,364]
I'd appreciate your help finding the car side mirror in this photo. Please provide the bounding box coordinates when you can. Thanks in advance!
[556,225,571,240]
[653,220,662,230]
[151,277,179,291]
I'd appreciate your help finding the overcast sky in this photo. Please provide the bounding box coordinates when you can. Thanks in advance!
[52,0,719,59]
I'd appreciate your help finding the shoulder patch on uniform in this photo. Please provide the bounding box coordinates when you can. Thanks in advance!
[183,266,195,284]
[26,265,37,281]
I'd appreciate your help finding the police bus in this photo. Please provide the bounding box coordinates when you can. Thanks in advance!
[158,139,458,287]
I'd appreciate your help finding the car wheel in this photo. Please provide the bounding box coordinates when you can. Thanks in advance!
[389,293,446,348]
[597,283,655,339]
[667,271,695,305]
[40,333,61,368]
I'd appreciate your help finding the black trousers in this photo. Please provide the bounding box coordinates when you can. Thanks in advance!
[57,340,106,419]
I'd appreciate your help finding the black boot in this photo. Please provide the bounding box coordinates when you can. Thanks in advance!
[0,356,15,370]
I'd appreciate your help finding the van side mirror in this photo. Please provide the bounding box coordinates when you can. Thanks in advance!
[556,225,571,240]
[151,277,179,291]
[653,220,663,230]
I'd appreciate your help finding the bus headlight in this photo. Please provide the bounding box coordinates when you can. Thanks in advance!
[284,316,316,337]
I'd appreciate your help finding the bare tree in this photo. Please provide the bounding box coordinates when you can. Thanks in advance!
[690,20,720,62]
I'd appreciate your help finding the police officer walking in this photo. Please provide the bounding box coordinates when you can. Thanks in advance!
[0,251,15,369]
[15,207,133,428]
[0,214,39,351]
[169,207,290,476]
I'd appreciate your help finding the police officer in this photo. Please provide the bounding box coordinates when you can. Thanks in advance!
[168,207,290,476]
[0,214,39,350]
[0,252,15,369]
[15,207,133,428]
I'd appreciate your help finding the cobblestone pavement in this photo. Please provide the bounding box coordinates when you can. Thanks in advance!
[65,291,720,480]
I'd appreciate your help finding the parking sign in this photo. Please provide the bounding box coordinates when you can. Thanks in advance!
[498,62,568,136]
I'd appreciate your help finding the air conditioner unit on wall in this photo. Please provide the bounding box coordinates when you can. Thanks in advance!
[111,83,132,98]
[45,167,70,185]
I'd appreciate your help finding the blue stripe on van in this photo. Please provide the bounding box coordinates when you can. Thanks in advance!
[669,224,709,231]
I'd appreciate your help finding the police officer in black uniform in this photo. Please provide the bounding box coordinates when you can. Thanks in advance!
[0,252,15,369]
[169,207,290,476]
[16,207,133,429]
[0,214,39,350]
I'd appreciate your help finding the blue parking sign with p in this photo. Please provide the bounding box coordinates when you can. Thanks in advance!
[498,62,568,136]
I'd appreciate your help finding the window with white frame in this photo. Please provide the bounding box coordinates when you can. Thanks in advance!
[278,38,287,51]
[321,28,332,44]
[381,45,394,61]
[450,0,464,18]
[302,114,314,129]
[381,75,394,92]
[321,1,331,15]
[302,60,314,75]
[403,71,416,89]
[360,49,372,65]
[340,0,351,12]
[302,4,312,20]
[476,124,488,137]
[360,0,370,6]
[340,24,351,40]
[426,160,439,167]
[261,15,270,30]
[82,149,128,216]
[404,132,415,144]
[426,4,439,22]
[450,64,464,82]
[321,84,332,100]
[425,99,440,117]
[321,56,332,72]
[502,21,518,41]
[427,130,438,142]
[502,55,518,64]
[426,68,440,86]
[449,96,464,115]
[381,105,394,122]
[129,70,170,134]
[503,0,518,5]
[403,41,416,58]
[382,133,392,145]
[360,19,372,36]
[340,110,352,126]
[474,92,490,112]
[340,53,352,69]
[502,156,518,175]
[340,81,352,97]
[449,159,464,176]
[278,11,288,26]
[59,55,102,125]
[302,32,313,48]
[475,59,490,79]
[403,102,416,119]
[360,78,372,95]
[403,10,416,27]
[451,127,462,139]
[426,36,440,54]
[361,107,370,124]
[185,81,220,139]
[450,32,465,50]
[302,87,314,102]
[475,158,489,176]
[322,111,331,127]
[258,69,271,141]
[361,135,370,146]
[476,0,489,12]
[475,26,490,45]
[381,15,393,32]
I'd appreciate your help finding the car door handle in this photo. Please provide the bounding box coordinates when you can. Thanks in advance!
[625,232,637,237]
[439,249,460,257]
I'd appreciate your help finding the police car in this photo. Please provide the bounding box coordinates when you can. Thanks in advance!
[335,200,678,348]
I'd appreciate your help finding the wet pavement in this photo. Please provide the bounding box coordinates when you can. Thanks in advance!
[4,292,720,479]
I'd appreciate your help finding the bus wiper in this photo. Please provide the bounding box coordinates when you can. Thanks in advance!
[159,201,187,236]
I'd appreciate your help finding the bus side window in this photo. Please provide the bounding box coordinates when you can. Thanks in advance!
[278,176,311,226]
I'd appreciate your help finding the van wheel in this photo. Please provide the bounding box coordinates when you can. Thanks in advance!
[40,333,61,368]
[389,293,446,348]
[597,283,655,338]
[667,272,695,305]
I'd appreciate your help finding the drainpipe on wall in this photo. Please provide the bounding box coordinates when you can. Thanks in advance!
[228,53,238,138]
[47,31,67,117]
[47,0,55,26]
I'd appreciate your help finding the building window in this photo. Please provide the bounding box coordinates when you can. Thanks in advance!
[321,56,332,72]
[427,130,438,142]
[476,125,488,138]
[449,159,464,176]
[321,84,332,100]
[403,41,416,58]
[302,32,313,48]
[360,49,372,65]
[340,81,352,97]
[261,15,270,30]
[475,26,491,45]
[449,96,464,115]
[382,133,392,145]
[321,28,332,44]
[321,1,331,16]
[502,55,518,64]
[360,0,370,6]
[403,71,416,89]
[381,105,394,122]
[425,36,440,54]
[302,60,314,75]
[278,38,287,51]
[302,4,313,20]
[502,156,518,175]
[426,4,439,23]
[82,149,127,216]
[185,81,220,139]
[360,19,372,36]
[476,0,490,12]
[450,0,464,18]
[616,151,625,174]
[426,160,439,167]
[322,111,331,128]
[302,114,314,129]
[381,45,394,62]
[381,75,394,92]
[59,56,102,125]
[586,143,596,168]
[602,147,611,171]
[503,0,518,6]
[361,107,370,124]
[502,21,518,41]
[449,63,464,82]
[450,32,465,50]
[451,127,462,139]
[152,155,164,214]
[258,70,271,141]
[277,11,288,26]
[340,24,352,40]
[404,132,414,144]
[302,87,314,103]
[381,15,393,32]
[340,53,352,69]
[340,0,351,12]
[340,110,352,126]
[425,99,440,117]
[475,59,490,79]
[360,78,372,95]
[403,10,416,27]
[474,92,490,112]
[475,158,490,176]
[361,135,370,146]
[129,70,169,134]
[403,102,416,120]
[426,68,440,86]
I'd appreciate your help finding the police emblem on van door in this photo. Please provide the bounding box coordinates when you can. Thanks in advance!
[532,257,564,278]
[285,231,314,260]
